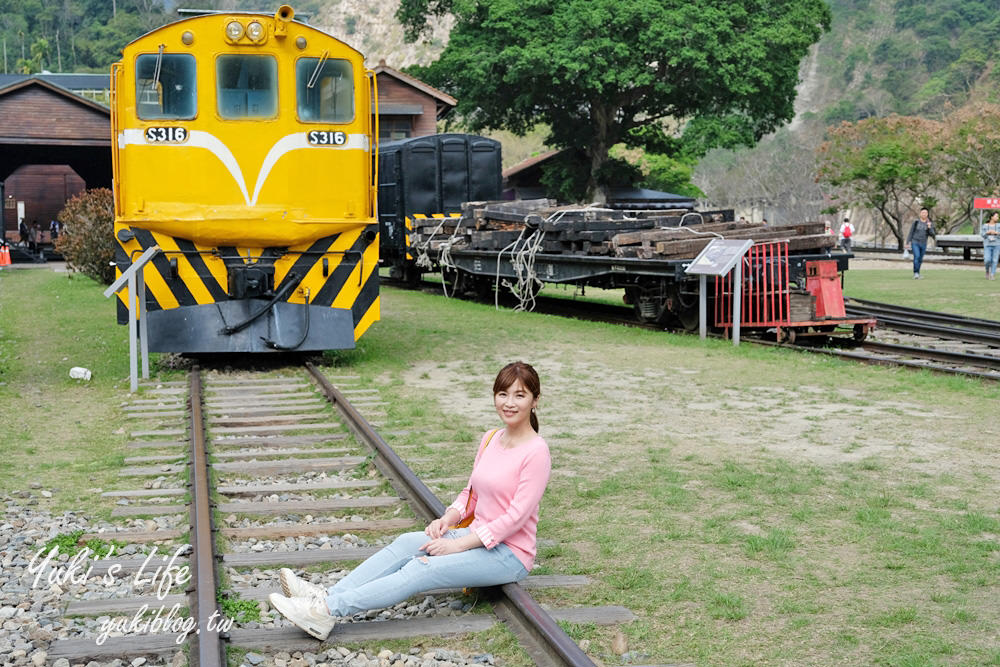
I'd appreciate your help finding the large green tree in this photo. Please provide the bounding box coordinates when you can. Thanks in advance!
[400,0,831,199]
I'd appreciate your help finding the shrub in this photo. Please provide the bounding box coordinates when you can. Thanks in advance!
[55,188,116,285]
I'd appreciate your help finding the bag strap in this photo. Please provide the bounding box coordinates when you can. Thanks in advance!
[479,428,500,456]
[467,429,499,497]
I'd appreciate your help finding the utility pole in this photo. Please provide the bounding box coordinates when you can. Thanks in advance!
[3,40,6,74]
[113,0,117,18]
[56,30,62,71]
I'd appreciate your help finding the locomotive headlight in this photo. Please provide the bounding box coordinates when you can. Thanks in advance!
[225,21,245,41]
[246,21,265,42]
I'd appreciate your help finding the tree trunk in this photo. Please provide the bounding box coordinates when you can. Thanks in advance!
[587,100,612,203]
[879,202,904,249]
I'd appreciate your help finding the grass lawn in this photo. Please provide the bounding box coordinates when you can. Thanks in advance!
[2,266,999,665]
[0,268,186,517]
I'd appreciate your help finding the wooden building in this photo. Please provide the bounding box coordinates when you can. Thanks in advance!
[373,60,456,141]
[0,76,112,243]
[3,166,85,243]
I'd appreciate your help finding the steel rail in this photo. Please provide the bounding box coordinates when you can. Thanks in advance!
[845,297,1000,330]
[845,310,1000,346]
[858,340,1000,371]
[753,338,1000,380]
[188,368,226,667]
[304,362,596,667]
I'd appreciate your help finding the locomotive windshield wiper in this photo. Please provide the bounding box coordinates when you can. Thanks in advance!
[306,50,329,89]
[151,44,165,92]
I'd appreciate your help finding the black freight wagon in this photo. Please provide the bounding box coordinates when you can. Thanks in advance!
[377,133,502,279]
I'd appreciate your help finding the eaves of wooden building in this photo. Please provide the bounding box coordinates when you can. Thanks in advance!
[373,60,457,141]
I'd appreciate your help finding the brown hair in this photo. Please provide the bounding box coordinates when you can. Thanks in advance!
[493,361,541,432]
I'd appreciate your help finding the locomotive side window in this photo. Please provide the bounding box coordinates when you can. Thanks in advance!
[135,53,196,120]
[217,55,278,119]
[296,58,354,123]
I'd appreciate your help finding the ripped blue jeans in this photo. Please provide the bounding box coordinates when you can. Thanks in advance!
[323,528,528,616]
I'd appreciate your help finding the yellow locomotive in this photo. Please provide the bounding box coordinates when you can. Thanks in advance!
[111,5,379,352]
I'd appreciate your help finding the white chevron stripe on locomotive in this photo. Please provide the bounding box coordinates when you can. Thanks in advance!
[118,129,368,207]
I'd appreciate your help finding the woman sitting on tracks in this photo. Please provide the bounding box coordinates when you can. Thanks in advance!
[269,361,551,640]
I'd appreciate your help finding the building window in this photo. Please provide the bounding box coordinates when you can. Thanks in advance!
[379,118,412,141]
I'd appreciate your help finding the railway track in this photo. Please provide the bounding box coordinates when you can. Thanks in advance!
[47,365,632,666]
[387,279,1000,381]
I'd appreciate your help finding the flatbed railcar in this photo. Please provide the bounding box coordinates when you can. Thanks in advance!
[379,134,874,340]
[112,5,379,353]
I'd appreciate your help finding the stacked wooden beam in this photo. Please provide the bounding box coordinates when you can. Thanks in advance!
[409,200,836,259]
[610,221,834,259]
[408,216,472,252]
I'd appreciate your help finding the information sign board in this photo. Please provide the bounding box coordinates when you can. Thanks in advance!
[973,197,1000,209]
[685,239,755,276]
[684,238,754,345]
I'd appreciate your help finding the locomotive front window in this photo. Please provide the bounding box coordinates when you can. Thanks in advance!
[296,58,354,123]
[216,55,278,119]
[135,53,196,120]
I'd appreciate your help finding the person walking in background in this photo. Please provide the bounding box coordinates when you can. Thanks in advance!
[982,211,1000,280]
[905,207,936,279]
[839,217,855,253]
[29,221,40,253]
[269,362,551,640]
[18,219,28,248]
[49,219,60,244]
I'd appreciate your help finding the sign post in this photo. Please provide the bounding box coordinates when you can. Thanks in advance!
[103,245,161,392]
[973,197,1000,231]
[685,239,754,345]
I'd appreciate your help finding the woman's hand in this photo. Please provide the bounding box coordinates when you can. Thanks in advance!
[419,537,464,556]
[425,509,460,538]
[425,518,449,539]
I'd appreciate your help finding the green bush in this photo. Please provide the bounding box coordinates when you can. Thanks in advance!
[55,188,116,285]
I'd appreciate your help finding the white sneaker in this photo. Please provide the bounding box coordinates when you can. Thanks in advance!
[279,568,327,600]
[268,593,336,640]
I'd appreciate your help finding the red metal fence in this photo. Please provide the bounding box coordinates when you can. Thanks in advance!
[714,241,790,328]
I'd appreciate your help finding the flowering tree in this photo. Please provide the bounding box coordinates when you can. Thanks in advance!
[817,115,944,248]
[939,103,1000,231]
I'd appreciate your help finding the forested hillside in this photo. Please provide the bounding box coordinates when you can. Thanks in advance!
[0,0,446,74]
[807,0,1000,122]
[694,0,1000,233]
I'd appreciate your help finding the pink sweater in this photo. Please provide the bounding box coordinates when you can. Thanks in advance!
[447,429,551,571]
